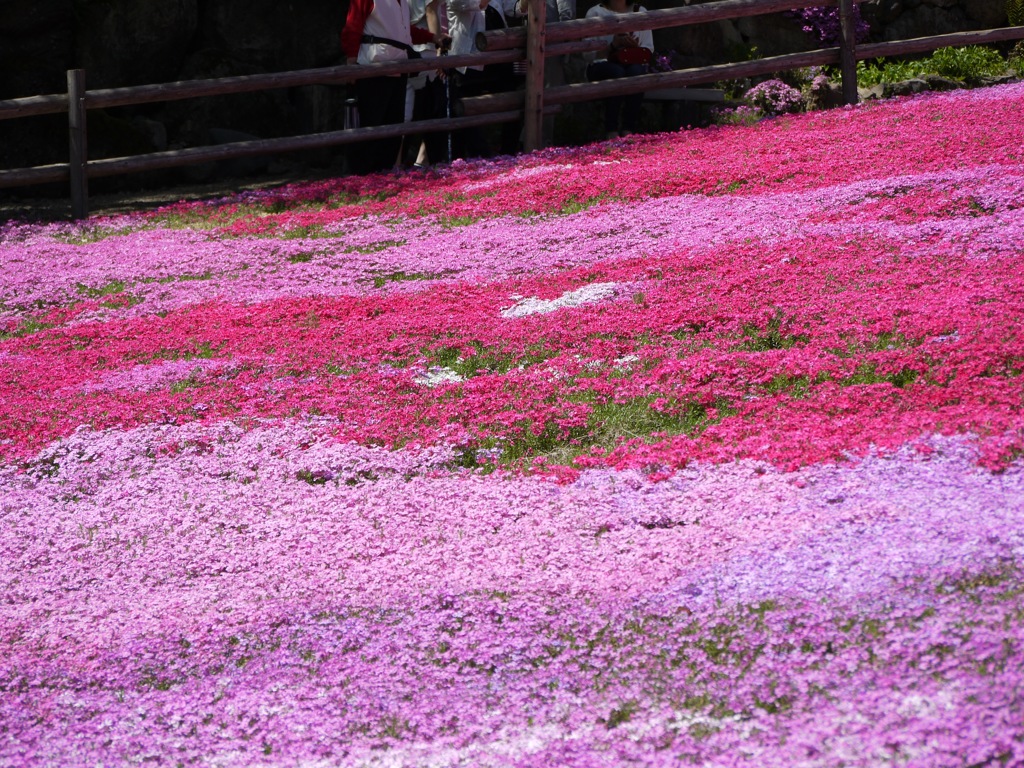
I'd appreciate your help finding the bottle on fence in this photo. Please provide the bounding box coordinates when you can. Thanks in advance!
[344,98,360,130]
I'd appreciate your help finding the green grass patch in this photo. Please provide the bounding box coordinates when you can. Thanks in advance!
[937,562,1024,604]
[837,362,918,389]
[54,225,143,245]
[349,239,408,254]
[737,314,811,352]
[452,391,736,471]
[423,340,558,378]
[169,372,208,394]
[827,330,921,358]
[137,340,222,364]
[370,269,446,289]
[76,280,128,299]
[139,271,215,284]
[437,214,485,229]
[0,317,56,340]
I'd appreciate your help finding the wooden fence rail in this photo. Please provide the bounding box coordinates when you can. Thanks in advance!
[478,0,838,50]
[0,0,1021,219]
[463,26,1024,114]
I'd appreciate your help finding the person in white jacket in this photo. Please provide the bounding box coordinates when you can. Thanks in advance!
[446,0,520,157]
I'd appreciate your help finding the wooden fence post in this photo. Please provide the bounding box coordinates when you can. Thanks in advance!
[523,0,546,152]
[67,69,88,219]
[838,0,858,105]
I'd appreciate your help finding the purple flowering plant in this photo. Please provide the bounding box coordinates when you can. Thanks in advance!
[744,78,805,115]
[651,50,675,73]
[787,4,871,47]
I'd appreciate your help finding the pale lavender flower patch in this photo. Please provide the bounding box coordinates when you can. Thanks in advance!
[1,425,1022,766]
[72,358,240,395]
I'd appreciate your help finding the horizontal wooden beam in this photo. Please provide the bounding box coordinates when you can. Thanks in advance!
[547,39,607,57]
[0,163,69,189]
[0,93,69,121]
[83,110,526,179]
[478,0,838,51]
[84,51,523,110]
[858,26,1024,60]
[462,48,839,115]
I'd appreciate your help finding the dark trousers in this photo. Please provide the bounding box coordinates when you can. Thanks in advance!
[353,74,408,174]
[586,60,647,133]
[453,66,520,159]
[413,76,449,164]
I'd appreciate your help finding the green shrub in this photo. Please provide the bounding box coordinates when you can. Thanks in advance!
[929,45,1010,80]
[1009,0,1024,26]
[856,59,918,87]
[1011,43,1024,76]
[856,46,1014,88]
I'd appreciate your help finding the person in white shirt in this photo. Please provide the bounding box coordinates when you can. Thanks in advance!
[341,0,443,172]
[508,0,576,146]
[584,0,654,139]
[405,0,448,167]
[446,0,521,157]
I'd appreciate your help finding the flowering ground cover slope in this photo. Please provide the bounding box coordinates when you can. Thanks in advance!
[1,83,1023,766]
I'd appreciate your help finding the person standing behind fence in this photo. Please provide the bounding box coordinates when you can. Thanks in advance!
[508,0,575,146]
[341,0,442,174]
[447,0,519,158]
[584,0,653,140]
[405,0,449,168]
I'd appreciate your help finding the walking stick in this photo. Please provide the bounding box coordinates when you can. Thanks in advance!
[439,38,453,164]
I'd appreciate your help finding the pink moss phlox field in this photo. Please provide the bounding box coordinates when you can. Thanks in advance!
[2,83,1024,766]
[2,428,1022,766]
[2,185,1022,468]
[141,83,1024,230]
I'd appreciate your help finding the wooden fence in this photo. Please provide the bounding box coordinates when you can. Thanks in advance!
[1,0,1022,218]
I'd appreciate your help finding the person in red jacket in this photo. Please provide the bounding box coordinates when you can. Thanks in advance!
[341,0,442,173]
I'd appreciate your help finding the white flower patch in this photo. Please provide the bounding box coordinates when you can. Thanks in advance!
[414,367,465,387]
[500,282,620,318]
[461,162,575,194]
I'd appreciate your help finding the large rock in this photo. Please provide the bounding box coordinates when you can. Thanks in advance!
[74,0,199,89]
[964,0,1009,28]
[154,48,297,147]
[0,0,74,98]
[881,5,968,40]
[734,12,815,57]
[200,0,344,71]
[635,0,815,67]
[653,19,747,68]
[0,0,75,171]
[872,0,1007,40]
